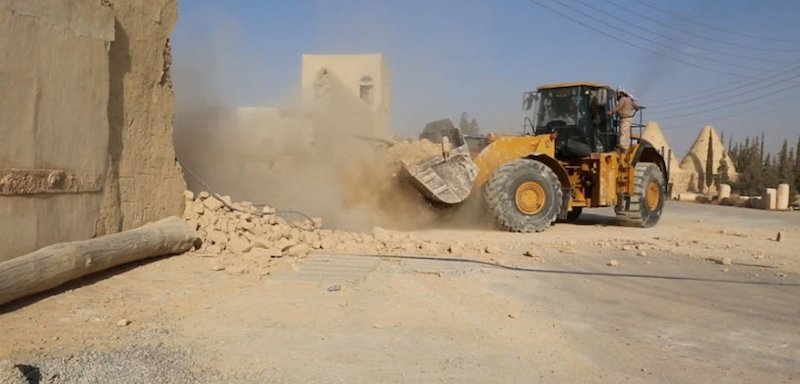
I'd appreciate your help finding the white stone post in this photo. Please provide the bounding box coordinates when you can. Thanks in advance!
[719,184,731,199]
[762,188,777,210]
[776,184,790,211]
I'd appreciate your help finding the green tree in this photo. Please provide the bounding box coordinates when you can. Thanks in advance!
[777,139,794,190]
[718,153,731,187]
[705,129,714,192]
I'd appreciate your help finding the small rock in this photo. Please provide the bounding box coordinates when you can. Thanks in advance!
[607,259,620,267]
[637,250,647,257]
[621,245,633,251]
[203,196,224,211]
[776,231,782,242]
[524,248,541,257]
[372,227,390,242]
[484,245,501,254]
[209,264,225,271]
[560,246,576,254]
[327,285,342,292]
[184,190,195,201]
[448,242,465,255]
[286,243,311,257]
[720,257,732,266]
[207,230,229,246]
[508,313,517,319]
[116,319,131,327]
[191,201,205,215]
[227,237,252,254]
[198,191,210,200]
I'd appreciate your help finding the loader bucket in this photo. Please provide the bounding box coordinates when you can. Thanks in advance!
[403,144,478,205]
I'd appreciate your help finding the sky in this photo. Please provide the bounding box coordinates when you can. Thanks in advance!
[173,0,800,156]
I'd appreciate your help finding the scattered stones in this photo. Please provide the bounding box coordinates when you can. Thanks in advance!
[607,259,620,267]
[116,319,131,327]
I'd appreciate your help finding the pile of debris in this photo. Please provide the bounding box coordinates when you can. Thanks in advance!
[182,190,486,258]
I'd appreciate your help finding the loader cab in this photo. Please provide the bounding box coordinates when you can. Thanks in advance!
[525,82,617,158]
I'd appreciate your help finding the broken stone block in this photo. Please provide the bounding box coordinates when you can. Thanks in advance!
[227,236,252,254]
[184,190,195,201]
[372,226,390,242]
[203,195,224,211]
[286,243,311,257]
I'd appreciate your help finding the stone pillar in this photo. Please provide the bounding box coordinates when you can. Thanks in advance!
[718,184,731,199]
[776,184,790,211]
[762,188,777,210]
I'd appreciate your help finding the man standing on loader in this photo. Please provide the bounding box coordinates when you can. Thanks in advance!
[607,88,638,151]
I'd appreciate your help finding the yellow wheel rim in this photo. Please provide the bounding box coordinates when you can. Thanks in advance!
[515,181,546,215]
[646,181,661,210]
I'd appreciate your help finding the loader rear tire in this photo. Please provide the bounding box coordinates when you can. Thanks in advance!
[484,159,562,232]
[618,162,665,228]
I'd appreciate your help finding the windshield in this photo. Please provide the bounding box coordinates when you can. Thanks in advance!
[536,87,581,131]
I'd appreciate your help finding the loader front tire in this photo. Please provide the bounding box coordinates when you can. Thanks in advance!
[618,162,665,227]
[484,159,562,232]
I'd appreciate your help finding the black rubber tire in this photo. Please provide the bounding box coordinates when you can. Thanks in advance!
[618,162,665,228]
[566,207,583,221]
[483,159,562,232]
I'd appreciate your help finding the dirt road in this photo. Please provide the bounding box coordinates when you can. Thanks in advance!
[1,202,798,383]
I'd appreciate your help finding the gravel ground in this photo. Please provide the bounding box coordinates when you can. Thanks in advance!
[11,343,242,384]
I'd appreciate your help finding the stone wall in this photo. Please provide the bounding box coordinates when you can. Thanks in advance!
[96,0,185,235]
[0,0,184,262]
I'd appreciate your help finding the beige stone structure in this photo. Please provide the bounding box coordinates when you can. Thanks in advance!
[763,188,777,210]
[679,125,737,194]
[301,54,390,137]
[640,121,689,198]
[776,184,790,211]
[0,0,184,262]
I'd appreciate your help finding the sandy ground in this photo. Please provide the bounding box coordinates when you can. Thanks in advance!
[1,201,798,383]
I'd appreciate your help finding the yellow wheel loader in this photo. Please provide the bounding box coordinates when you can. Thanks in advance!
[406,81,668,232]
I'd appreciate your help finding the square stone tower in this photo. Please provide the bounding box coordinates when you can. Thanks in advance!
[301,54,390,136]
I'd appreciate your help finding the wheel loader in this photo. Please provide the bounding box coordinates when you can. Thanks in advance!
[404,81,668,232]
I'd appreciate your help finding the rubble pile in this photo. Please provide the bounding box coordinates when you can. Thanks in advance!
[182,191,496,259]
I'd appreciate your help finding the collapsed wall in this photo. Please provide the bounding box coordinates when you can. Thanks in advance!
[0,0,184,262]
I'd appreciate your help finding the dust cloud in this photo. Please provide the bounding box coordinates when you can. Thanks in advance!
[173,48,469,231]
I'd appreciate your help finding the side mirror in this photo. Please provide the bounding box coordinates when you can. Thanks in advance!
[522,92,538,111]
[597,89,608,105]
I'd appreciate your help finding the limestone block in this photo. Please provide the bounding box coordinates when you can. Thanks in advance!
[718,184,731,199]
[762,188,777,210]
[677,192,700,202]
[776,184,790,211]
